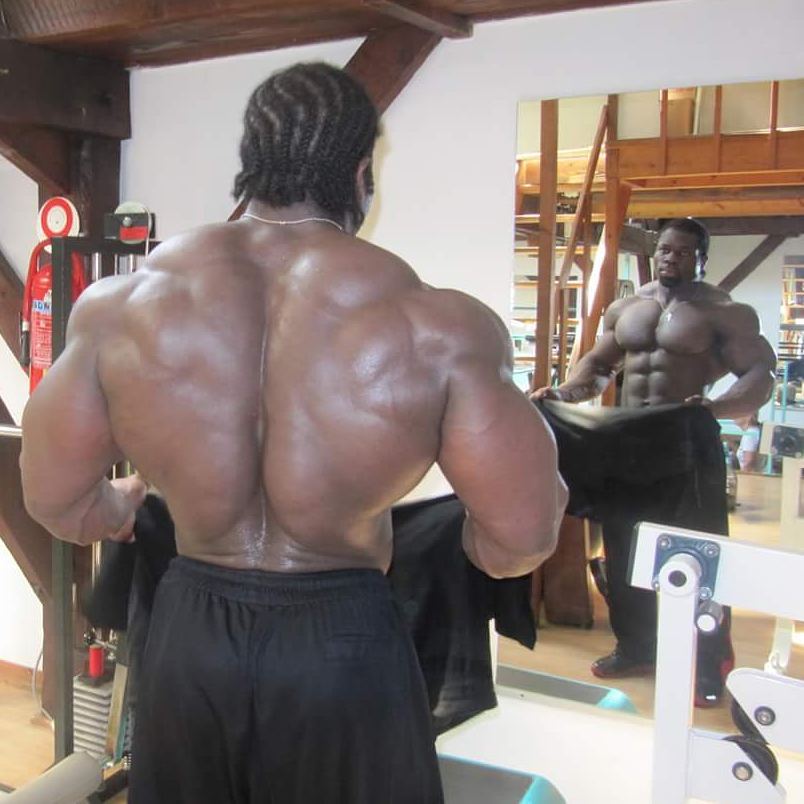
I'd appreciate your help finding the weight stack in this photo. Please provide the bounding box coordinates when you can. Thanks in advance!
[73,677,114,761]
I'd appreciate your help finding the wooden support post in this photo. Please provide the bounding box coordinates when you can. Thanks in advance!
[659,89,669,175]
[581,97,624,357]
[582,211,593,282]
[70,136,121,276]
[718,235,787,293]
[343,23,442,114]
[636,253,652,287]
[533,99,558,390]
[769,80,779,168]
[600,184,630,407]
[713,85,723,172]
[557,289,570,383]
[515,160,526,216]
[70,137,121,246]
[555,105,607,292]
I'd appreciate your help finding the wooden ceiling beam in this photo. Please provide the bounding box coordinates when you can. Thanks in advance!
[517,152,607,189]
[625,170,804,191]
[3,0,320,40]
[0,247,23,361]
[614,129,804,179]
[1,0,678,66]
[624,199,804,218]
[364,0,472,38]
[2,0,144,39]
[619,223,657,256]
[345,22,441,113]
[702,216,804,237]
[588,185,804,219]
[0,124,72,196]
[519,214,804,236]
[0,40,129,138]
[0,245,23,297]
[613,185,804,205]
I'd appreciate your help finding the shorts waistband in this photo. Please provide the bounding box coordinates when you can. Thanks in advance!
[165,556,390,606]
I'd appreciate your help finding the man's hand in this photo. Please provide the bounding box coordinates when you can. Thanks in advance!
[530,386,562,402]
[107,474,148,543]
[683,395,713,408]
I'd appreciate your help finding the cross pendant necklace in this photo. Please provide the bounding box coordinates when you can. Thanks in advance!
[656,284,700,323]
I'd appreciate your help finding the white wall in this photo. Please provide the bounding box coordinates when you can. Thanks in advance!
[2,0,804,666]
[0,539,43,668]
[120,0,804,321]
[0,163,40,666]
[0,161,39,281]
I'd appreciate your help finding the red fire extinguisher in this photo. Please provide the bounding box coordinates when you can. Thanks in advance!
[20,240,88,392]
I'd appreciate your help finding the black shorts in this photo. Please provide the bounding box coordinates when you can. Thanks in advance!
[128,557,443,804]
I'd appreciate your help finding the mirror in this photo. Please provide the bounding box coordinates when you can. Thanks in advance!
[501,79,804,730]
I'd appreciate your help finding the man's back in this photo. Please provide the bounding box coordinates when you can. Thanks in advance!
[19,62,568,804]
[93,221,470,572]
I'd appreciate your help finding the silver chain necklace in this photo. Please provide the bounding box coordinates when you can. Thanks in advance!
[242,211,344,232]
[655,283,701,323]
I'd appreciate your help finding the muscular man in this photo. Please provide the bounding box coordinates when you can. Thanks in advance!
[20,63,566,803]
[534,217,775,703]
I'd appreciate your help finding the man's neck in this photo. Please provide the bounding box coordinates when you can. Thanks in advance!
[655,281,700,305]
[243,200,350,233]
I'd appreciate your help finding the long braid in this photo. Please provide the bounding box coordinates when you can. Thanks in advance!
[233,63,379,224]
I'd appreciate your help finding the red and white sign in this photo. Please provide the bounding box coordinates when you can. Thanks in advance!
[36,196,80,249]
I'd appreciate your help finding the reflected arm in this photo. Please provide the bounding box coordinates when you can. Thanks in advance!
[707,303,776,419]
[553,301,626,402]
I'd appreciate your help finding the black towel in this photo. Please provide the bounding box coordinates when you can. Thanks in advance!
[85,492,535,734]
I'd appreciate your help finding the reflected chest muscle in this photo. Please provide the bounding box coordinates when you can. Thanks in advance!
[615,300,716,356]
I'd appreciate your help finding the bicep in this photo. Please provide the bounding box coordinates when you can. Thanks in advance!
[717,310,776,376]
[21,321,121,518]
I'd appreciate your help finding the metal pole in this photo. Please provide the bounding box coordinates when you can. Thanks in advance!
[0,425,22,438]
[91,253,102,283]
[50,237,75,761]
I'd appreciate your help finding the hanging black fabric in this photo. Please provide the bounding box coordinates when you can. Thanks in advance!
[85,493,535,735]
[535,399,732,677]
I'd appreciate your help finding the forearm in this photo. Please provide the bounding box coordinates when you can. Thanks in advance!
[555,358,615,403]
[462,513,559,579]
[708,367,775,419]
[26,477,135,546]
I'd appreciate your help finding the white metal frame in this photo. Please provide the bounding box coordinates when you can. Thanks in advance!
[631,522,804,803]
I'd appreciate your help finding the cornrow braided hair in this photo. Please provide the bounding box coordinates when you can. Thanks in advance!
[659,217,710,258]
[233,63,379,226]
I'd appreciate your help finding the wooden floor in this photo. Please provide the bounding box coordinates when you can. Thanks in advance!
[0,473,800,794]
[0,675,52,790]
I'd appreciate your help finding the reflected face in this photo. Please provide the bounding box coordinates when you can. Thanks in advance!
[654,228,700,288]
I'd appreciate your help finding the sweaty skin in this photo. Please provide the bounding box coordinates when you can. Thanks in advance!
[21,202,567,579]
[534,228,776,418]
